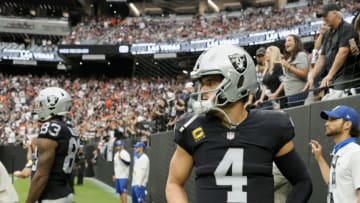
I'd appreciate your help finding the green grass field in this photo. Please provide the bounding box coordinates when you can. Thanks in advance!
[13,176,124,203]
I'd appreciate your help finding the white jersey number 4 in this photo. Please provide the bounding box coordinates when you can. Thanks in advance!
[214,148,247,203]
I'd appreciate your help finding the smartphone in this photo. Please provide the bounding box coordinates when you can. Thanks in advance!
[349,38,359,55]
[349,38,357,48]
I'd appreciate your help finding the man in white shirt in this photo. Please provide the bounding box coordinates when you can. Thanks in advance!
[131,142,150,203]
[112,140,131,203]
[310,105,360,203]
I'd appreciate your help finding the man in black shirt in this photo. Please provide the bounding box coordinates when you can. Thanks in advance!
[26,87,80,203]
[305,3,359,91]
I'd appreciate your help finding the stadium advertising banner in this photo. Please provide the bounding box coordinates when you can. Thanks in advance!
[0,49,62,62]
[58,45,129,55]
[130,21,322,55]
[0,17,70,36]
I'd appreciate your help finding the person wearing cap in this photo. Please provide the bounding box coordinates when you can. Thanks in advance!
[180,82,194,113]
[131,142,149,203]
[310,105,360,203]
[113,140,131,203]
[255,47,266,74]
[304,3,359,92]
[247,47,267,107]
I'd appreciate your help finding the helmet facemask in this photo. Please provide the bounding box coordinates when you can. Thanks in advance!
[190,77,232,115]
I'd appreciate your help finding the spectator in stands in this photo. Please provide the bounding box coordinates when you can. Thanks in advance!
[132,142,150,203]
[166,95,177,131]
[312,24,330,65]
[305,24,331,104]
[100,135,114,162]
[255,47,266,75]
[247,47,266,107]
[151,98,168,132]
[114,119,127,140]
[281,34,309,107]
[135,116,152,138]
[125,118,137,140]
[180,82,194,112]
[91,149,99,166]
[255,46,286,109]
[167,92,187,130]
[304,3,360,91]
[60,1,359,45]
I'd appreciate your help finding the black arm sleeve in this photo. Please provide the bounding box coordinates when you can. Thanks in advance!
[121,159,131,166]
[274,150,313,203]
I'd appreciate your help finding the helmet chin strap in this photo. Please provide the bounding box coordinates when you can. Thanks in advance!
[209,107,240,129]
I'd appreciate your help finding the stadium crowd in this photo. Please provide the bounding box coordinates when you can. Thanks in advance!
[1,1,359,57]
[61,1,360,45]
[0,73,193,146]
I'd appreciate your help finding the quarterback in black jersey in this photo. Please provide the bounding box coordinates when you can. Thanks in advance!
[26,87,80,203]
[166,45,312,203]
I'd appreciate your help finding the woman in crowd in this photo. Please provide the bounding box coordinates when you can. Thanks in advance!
[255,46,286,109]
[281,34,309,107]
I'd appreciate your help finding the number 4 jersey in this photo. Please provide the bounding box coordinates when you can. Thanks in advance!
[38,120,80,200]
[175,109,294,203]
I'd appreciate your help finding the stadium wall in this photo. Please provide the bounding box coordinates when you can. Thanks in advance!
[1,95,360,202]
[93,94,360,203]
[0,145,27,173]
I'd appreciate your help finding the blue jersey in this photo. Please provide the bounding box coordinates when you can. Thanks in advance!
[175,109,294,203]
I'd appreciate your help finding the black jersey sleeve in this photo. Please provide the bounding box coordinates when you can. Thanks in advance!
[275,150,313,203]
[273,111,295,153]
[174,112,197,155]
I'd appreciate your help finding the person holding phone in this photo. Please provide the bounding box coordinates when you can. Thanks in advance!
[304,3,359,91]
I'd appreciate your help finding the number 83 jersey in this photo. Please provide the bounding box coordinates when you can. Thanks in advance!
[175,109,294,203]
[38,120,80,200]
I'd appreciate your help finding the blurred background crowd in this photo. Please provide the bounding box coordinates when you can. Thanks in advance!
[0,73,194,147]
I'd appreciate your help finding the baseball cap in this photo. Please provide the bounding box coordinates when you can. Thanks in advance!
[115,140,124,147]
[134,141,146,149]
[316,3,340,18]
[185,82,193,88]
[256,47,266,56]
[320,105,359,129]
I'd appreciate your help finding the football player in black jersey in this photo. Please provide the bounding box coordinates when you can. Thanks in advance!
[26,87,80,203]
[166,45,312,203]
